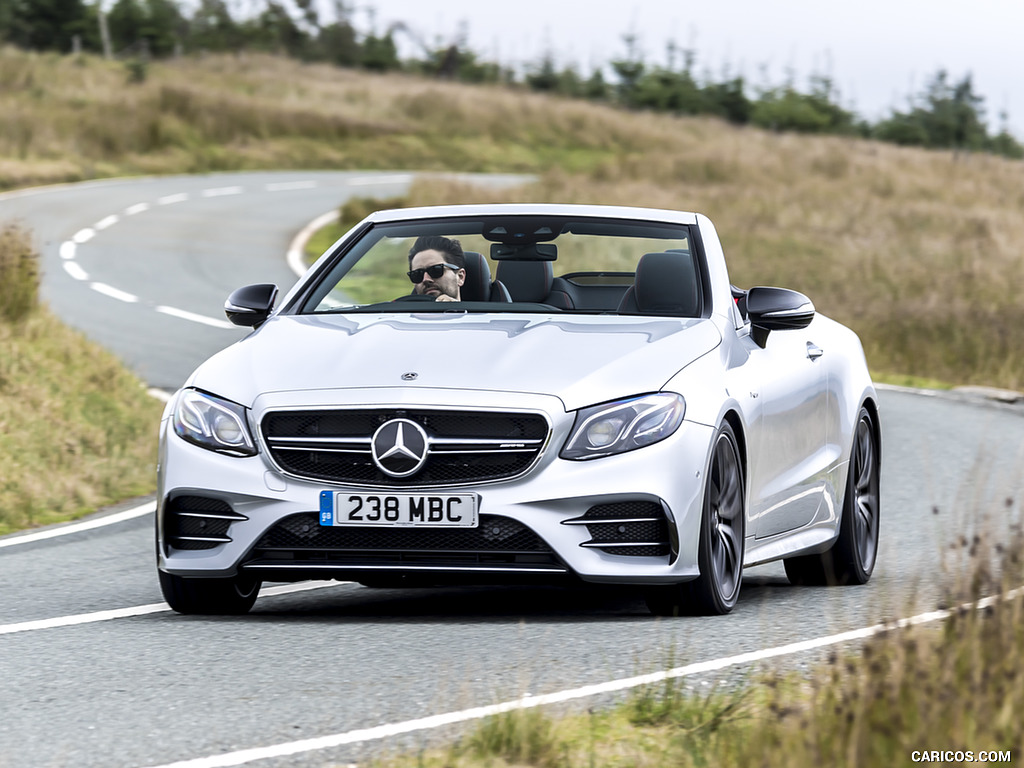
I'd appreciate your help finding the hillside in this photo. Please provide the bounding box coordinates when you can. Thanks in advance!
[3,47,1023,393]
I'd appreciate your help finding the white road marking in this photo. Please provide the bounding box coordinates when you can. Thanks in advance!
[95,214,119,230]
[125,202,150,215]
[63,261,88,280]
[266,180,318,191]
[59,241,76,260]
[156,305,235,329]
[347,174,413,186]
[140,587,1024,768]
[91,282,139,303]
[72,227,95,243]
[287,209,339,278]
[0,501,155,550]
[201,186,243,197]
[0,582,341,636]
[158,193,189,205]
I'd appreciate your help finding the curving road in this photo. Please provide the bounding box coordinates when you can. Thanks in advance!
[1,172,1023,768]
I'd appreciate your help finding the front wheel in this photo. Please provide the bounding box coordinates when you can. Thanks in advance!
[784,406,880,586]
[646,421,746,616]
[159,570,262,615]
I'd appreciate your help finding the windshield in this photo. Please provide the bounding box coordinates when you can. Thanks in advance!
[300,215,700,317]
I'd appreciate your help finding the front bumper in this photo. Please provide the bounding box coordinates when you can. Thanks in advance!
[157,388,715,585]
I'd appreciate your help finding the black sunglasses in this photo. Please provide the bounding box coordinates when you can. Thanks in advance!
[407,263,460,284]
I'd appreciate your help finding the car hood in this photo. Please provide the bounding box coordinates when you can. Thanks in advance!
[187,313,722,412]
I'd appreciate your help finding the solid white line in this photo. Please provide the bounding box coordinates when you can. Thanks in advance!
[95,214,119,230]
[72,227,95,243]
[158,193,189,205]
[63,261,88,281]
[287,210,340,278]
[59,241,76,260]
[140,588,1024,768]
[0,582,341,636]
[125,202,150,215]
[0,501,155,550]
[156,305,235,329]
[201,186,243,197]
[91,282,139,303]
[266,181,318,191]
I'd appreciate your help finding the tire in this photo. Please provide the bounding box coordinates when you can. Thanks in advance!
[646,422,746,616]
[159,570,262,615]
[784,406,880,586]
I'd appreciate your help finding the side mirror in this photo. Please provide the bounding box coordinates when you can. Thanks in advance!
[746,286,815,348]
[225,284,279,328]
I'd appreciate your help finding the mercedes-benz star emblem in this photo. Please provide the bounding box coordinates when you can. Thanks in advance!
[371,418,429,477]
[401,372,418,381]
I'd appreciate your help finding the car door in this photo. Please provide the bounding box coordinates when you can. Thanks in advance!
[745,320,831,538]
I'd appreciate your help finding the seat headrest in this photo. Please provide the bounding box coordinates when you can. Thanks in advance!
[494,260,554,303]
[618,252,700,316]
[460,251,491,301]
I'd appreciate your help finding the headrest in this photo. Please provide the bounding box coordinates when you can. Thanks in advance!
[494,260,554,303]
[618,252,700,316]
[460,251,491,301]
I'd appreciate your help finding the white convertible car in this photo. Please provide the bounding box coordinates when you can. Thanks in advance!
[157,204,880,616]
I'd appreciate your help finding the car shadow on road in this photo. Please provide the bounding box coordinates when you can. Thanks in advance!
[174,568,802,624]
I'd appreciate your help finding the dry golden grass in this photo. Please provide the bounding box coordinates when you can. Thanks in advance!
[2,49,1024,538]
[0,309,163,533]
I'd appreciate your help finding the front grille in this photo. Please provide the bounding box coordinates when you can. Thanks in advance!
[242,512,564,570]
[564,501,672,558]
[262,408,549,486]
[164,495,247,550]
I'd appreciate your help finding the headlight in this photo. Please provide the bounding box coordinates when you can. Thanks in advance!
[172,389,257,456]
[561,393,686,460]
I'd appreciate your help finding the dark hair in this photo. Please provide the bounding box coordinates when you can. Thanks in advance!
[408,235,465,269]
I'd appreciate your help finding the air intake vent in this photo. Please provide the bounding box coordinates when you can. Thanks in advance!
[165,496,247,550]
[563,501,672,557]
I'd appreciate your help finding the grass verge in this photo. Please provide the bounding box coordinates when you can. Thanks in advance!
[366,514,1024,768]
[0,224,162,535]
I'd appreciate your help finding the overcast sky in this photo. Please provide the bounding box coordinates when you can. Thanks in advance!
[350,0,1024,136]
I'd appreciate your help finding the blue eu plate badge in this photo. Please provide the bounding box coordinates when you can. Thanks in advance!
[319,491,334,526]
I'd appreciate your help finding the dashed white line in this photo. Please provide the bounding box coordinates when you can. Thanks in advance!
[158,193,189,205]
[95,214,119,230]
[201,186,243,197]
[91,282,139,303]
[266,180,318,191]
[72,227,95,243]
[63,261,88,280]
[156,305,235,329]
[59,241,76,260]
[347,174,413,186]
[125,202,150,215]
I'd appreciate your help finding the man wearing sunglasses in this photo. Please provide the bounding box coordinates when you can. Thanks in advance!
[407,235,466,302]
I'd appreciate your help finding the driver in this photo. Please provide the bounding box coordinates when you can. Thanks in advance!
[407,236,466,302]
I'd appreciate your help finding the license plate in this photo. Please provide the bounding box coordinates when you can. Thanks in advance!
[319,492,478,528]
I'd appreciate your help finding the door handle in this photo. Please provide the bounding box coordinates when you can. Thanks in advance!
[806,342,824,360]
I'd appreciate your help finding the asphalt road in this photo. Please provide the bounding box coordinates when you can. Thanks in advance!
[1,173,1022,768]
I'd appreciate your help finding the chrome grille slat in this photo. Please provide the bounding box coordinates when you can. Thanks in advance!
[261,408,550,487]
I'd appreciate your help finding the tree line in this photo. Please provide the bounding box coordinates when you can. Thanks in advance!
[2,0,1021,159]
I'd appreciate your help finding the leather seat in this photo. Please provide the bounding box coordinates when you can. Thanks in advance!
[616,252,700,317]
[461,251,511,302]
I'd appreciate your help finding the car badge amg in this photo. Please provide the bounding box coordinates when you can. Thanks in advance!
[371,418,429,477]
